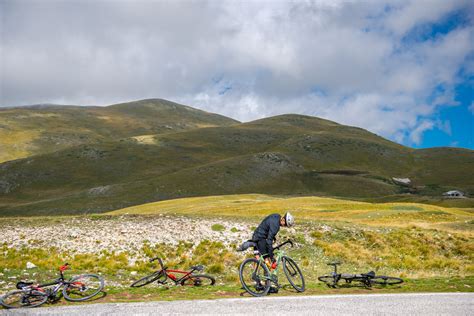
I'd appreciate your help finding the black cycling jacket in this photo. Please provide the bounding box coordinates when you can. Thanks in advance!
[252,213,281,258]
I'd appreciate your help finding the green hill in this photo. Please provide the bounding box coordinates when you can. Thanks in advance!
[0,101,473,216]
[0,99,238,163]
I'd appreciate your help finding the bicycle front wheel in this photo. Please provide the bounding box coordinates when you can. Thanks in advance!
[370,276,403,285]
[318,275,338,288]
[63,274,104,301]
[282,256,305,292]
[0,289,48,309]
[180,274,215,286]
[130,271,166,288]
[239,258,271,297]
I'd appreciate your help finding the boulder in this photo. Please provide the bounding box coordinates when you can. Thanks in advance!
[26,262,37,269]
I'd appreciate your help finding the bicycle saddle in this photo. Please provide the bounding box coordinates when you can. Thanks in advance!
[16,281,33,289]
[191,265,204,271]
[327,262,341,266]
[362,271,376,278]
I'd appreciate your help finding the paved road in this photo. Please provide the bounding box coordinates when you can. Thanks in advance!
[1,293,472,315]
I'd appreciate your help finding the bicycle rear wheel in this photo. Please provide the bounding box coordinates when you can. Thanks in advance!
[282,256,305,292]
[180,274,215,286]
[239,258,271,297]
[318,275,338,288]
[63,274,104,301]
[370,276,403,285]
[130,270,166,288]
[0,289,48,309]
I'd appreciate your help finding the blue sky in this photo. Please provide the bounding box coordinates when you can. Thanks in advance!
[420,75,473,149]
[1,0,473,149]
[407,11,474,149]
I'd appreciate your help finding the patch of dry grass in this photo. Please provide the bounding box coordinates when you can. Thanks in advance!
[0,129,41,163]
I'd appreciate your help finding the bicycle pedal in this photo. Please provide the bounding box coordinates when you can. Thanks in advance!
[255,284,265,291]
[268,287,279,294]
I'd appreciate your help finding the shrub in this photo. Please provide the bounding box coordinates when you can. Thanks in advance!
[211,224,225,232]
[208,263,224,274]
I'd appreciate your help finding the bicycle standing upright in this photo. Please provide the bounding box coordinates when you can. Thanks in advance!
[238,239,305,297]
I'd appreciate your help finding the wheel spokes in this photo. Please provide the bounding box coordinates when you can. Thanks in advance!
[283,257,305,292]
[241,260,268,295]
[65,275,102,300]
[181,275,214,286]
[1,289,47,308]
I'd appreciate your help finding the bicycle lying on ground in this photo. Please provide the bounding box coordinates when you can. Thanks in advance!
[318,262,403,288]
[130,257,216,287]
[238,239,305,297]
[0,263,104,309]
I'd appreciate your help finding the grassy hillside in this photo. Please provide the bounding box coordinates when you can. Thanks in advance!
[0,103,473,216]
[0,99,238,163]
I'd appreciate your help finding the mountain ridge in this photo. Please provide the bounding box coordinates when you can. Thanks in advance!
[0,98,239,163]
[0,98,472,216]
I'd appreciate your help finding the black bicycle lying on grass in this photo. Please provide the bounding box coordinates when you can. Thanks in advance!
[318,262,403,288]
[130,257,216,287]
[0,263,104,309]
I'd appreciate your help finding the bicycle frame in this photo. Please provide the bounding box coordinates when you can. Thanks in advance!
[163,269,198,285]
[150,257,203,285]
[253,240,293,284]
[18,264,84,299]
[323,263,374,287]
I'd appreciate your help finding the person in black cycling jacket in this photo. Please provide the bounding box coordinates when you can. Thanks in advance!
[238,212,295,268]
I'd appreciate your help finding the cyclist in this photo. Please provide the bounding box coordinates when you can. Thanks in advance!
[238,212,295,268]
[237,212,294,294]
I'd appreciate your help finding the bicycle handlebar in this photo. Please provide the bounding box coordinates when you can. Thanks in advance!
[149,257,165,269]
[273,239,294,251]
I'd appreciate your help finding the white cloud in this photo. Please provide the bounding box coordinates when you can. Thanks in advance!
[1,0,473,147]
[410,120,435,145]
[469,102,474,114]
[437,120,452,135]
[384,0,467,37]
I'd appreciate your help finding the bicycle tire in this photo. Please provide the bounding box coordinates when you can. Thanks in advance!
[130,271,166,288]
[370,276,403,285]
[239,258,271,297]
[63,274,104,302]
[0,289,48,309]
[180,274,216,286]
[318,275,338,288]
[282,256,305,292]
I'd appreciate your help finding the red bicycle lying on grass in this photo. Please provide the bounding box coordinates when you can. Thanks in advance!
[130,257,216,287]
[0,263,104,309]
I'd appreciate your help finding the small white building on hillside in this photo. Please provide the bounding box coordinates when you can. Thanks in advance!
[392,177,411,186]
[443,190,466,198]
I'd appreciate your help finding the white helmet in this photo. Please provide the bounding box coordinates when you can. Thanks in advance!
[284,212,295,227]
